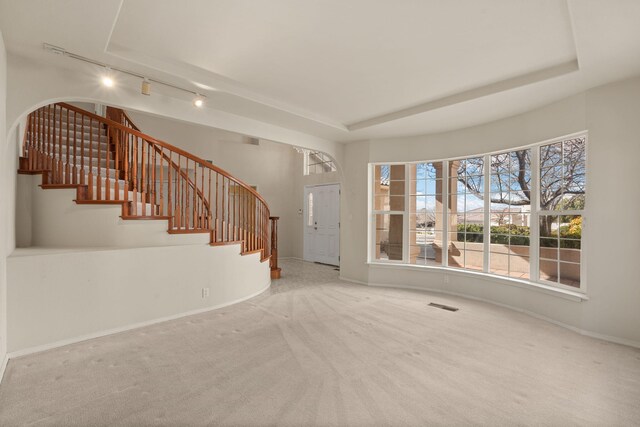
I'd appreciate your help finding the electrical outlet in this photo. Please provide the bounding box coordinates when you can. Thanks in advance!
[444,275,450,284]
[202,287,210,298]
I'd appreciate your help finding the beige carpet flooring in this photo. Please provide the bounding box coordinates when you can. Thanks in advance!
[1,259,639,426]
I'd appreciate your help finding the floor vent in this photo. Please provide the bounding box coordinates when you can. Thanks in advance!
[429,303,459,312]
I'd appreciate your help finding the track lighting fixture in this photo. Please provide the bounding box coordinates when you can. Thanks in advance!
[43,43,208,104]
[141,78,151,96]
[101,68,114,87]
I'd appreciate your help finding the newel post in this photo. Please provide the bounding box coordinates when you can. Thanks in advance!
[269,216,282,279]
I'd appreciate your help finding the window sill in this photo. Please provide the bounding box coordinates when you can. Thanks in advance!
[366,262,588,302]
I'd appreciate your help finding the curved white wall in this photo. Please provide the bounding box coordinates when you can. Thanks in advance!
[340,76,640,347]
[7,243,270,355]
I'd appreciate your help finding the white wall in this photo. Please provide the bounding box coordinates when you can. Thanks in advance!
[125,112,300,258]
[339,77,640,347]
[7,244,270,354]
[0,28,8,376]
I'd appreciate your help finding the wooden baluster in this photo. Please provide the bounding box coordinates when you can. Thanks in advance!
[35,110,39,169]
[32,110,36,169]
[184,159,188,229]
[132,135,138,215]
[96,116,102,200]
[158,149,163,216]
[26,110,30,168]
[58,105,63,183]
[148,143,153,214]
[242,187,245,248]
[207,169,212,230]
[122,132,129,215]
[33,109,37,169]
[65,109,70,183]
[215,173,219,241]
[105,124,111,201]
[175,155,181,228]
[50,106,56,182]
[200,164,205,228]
[38,108,43,170]
[192,162,197,228]
[46,105,53,179]
[72,111,78,184]
[113,125,119,200]
[141,139,147,216]
[232,180,236,240]
[224,178,228,239]
[80,113,85,186]
[88,117,94,199]
[46,105,51,179]
[112,125,119,201]
[167,152,172,228]
[52,105,58,182]
[41,107,45,170]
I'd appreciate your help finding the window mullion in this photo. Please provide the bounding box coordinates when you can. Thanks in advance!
[443,161,449,268]
[531,146,540,282]
[483,154,490,272]
[403,165,410,263]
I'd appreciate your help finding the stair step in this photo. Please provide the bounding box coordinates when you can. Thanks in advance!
[32,125,107,141]
[61,155,116,169]
[39,112,103,127]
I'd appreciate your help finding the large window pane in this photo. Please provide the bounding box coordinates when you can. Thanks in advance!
[538,214,582,287]
[375,214,403,261]
[540,138,586,211]
[410,162,443,266]
[449,157,485,271]
[488,149,532,278]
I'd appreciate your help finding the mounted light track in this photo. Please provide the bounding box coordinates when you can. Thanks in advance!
[43,43,206,105]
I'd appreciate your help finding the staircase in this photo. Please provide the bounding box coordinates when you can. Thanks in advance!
[18,102,280,277]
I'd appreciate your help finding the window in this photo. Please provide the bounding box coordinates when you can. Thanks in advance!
[307,193,314,227]
[410,162,444,266]
[489,150,531,280]
[373,164,405,261]
[538,137,586,287]
[449,157,484,271]
[369,133,587,291]
[304,150,337,175]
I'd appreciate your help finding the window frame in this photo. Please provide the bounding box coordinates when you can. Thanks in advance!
[367,131,588,294]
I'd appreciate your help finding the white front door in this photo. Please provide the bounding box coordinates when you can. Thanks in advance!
[304,184,340,265]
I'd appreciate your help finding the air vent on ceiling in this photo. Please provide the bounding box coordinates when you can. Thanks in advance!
[428,303,459,312]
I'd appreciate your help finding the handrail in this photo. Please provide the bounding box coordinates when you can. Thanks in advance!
[107,106,212,227]
[58,103,268,206]
[20,102,275,263]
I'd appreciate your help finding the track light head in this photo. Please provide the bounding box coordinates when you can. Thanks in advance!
[101,68,114,87]
[141,78,151,96]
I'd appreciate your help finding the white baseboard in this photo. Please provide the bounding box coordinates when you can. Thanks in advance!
[338,275,640,349]
[0,353,8,384]
[7,281,271,360]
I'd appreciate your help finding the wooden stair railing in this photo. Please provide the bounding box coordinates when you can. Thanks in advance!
[19,102,279,270]
[269,216,281,279]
